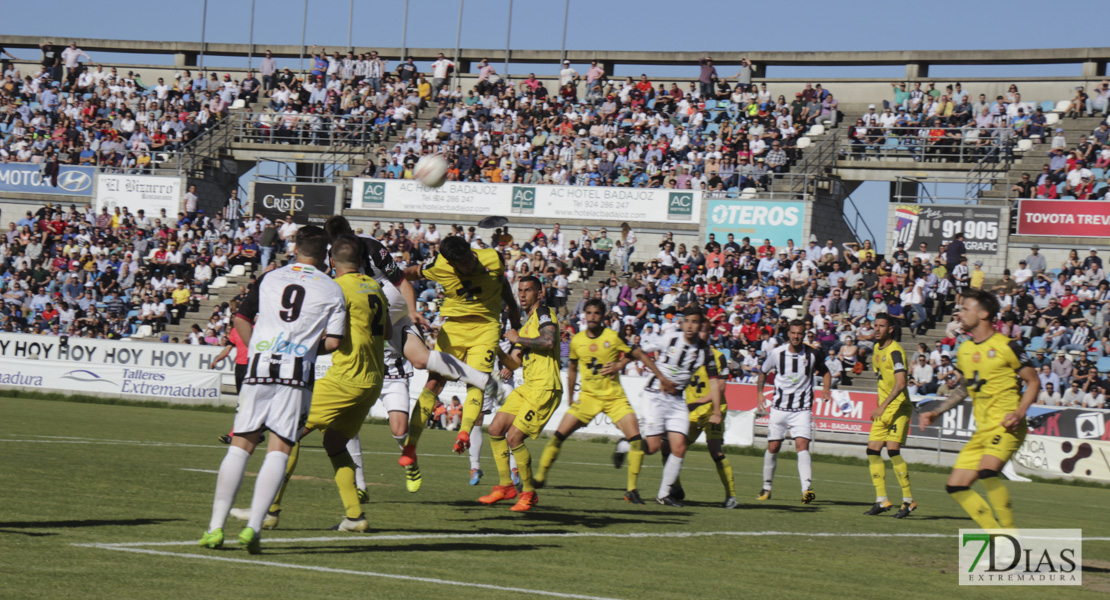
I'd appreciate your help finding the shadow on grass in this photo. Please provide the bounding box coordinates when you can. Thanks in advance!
[445,507,692,528]
[268,542,556,555]
[0,529,57,537]
[0,518,183,529]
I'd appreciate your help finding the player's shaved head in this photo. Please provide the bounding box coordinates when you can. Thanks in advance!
[329,234,363,269]
[324,215,353,241]
[294,225,329,263]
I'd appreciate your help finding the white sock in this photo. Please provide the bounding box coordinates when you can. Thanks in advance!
[615,438,631,454]
[209,445,250,532]
[762,451,778,490]
[346,436,366,490]
[509,449,518,471]
[657,454,684,499]
[247,450,290,532]
[392,434,407,451]
[469,425,484,470]
[798,450,813,492]
[427,351,489,388]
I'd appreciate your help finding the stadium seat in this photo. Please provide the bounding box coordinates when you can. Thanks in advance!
[1045,113,1059,125]
[209,276,228,289]
[1041,101,1055,112]
[1028,336,1045,351]
[229,265,247,277]
[1049,268,1063,277]
[942,344,952,353]
[1016,139,1033,152]
[809,124,826,136]
[739,188,757,198]
[1092,168,1106,180]
[704,123,720,134]
[1098,357,1110,373]
[1053,100,1070,113]
[132,325,154,339]
[231,99,247,110]
[126,309,140,318]
[797,137,812,149]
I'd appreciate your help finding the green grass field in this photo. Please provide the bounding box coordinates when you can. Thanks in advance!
[1,396,1107,599]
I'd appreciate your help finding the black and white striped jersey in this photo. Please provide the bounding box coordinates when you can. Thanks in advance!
[236,263,347,388]
[760,344,829,412]
[357,235,409,322]
[641,330,718,394]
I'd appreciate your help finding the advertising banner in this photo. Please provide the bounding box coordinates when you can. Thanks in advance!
[723,383,875,434]
[350,179,701,224]
[96,174,181,217]
[1028,407,1110,440]
[1016,200,1110,237]
[706,199,806,248]
[253,182,337,225]
[891,204,1001,254]
[1013,435,1110,482]
[0,357,222,404]
[0,164,94,196]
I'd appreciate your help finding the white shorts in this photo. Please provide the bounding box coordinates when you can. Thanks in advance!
[388,316,419,357]
[234,383,311,443]
[380,379,411,413]
[767,409,813,442]
[641,389,690,437]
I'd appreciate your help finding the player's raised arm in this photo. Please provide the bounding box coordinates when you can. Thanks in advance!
[918,370,968,428]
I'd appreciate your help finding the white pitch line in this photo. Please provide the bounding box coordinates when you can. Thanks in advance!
[8,434,1108,509]
[79,545,623,600]
[179,468,219,474]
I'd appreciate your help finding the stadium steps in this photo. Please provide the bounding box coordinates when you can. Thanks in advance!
[160,269,257,340]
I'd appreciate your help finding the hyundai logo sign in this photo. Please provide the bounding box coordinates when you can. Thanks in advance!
[57,170,92,193]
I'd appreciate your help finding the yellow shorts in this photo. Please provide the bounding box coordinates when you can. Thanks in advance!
[434,317,500,374]
[688,403,724,441]
[305,376,383,440]
[500,385,562,439]
[869,404,913,444]
[567,392,635,426]
[953,424,1027,471]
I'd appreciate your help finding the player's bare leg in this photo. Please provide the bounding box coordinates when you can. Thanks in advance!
[346,435,368,503]
[656,430,688,507]
[759,439,781,500]
[534,414,584,489]
[705,437,738,508]
[321,428,370,532]
[946,456,1008,529]
[478,410,524,507]
[400,376,445,466]
[796,437,815,504]
[615,414,646,504]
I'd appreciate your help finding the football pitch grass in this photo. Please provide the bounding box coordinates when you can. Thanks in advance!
[1,397,1107,599]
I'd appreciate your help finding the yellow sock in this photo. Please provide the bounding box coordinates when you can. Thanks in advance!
[714,455,736,497]
[980,475,1015,528]
[627,437,644,492]
[890,453,913,501]
[269,442,300,513]
[460,385,484,433]
[511,443,534,492]
[949,486,1001,529]
[537,434,564,482]
[489,434,513,486]
[404,388,438,447]
[329,451,363,519]
[867,450,887,501]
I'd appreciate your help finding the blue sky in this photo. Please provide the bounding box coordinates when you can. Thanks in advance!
[7,0,1103,249]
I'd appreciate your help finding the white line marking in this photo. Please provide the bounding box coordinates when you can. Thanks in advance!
[179,468,219,474]
[8,435,1107,509]
[79,545,622,600]
[73,530,1110,550]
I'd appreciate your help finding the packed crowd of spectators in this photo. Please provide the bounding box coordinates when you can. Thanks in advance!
[0,42,241,174]
[0,199,296,343]
[1008,118,1110,200]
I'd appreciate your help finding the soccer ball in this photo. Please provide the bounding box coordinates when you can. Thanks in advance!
[414,155,448,188]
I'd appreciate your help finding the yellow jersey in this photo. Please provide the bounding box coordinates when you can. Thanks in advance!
[518,304,562,391]
[570,328,631,399]
[325,273,388,388]
[873,339,911,413]
[421,248,504,322]
[956,333,1033,430]
[686,348,727,406]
